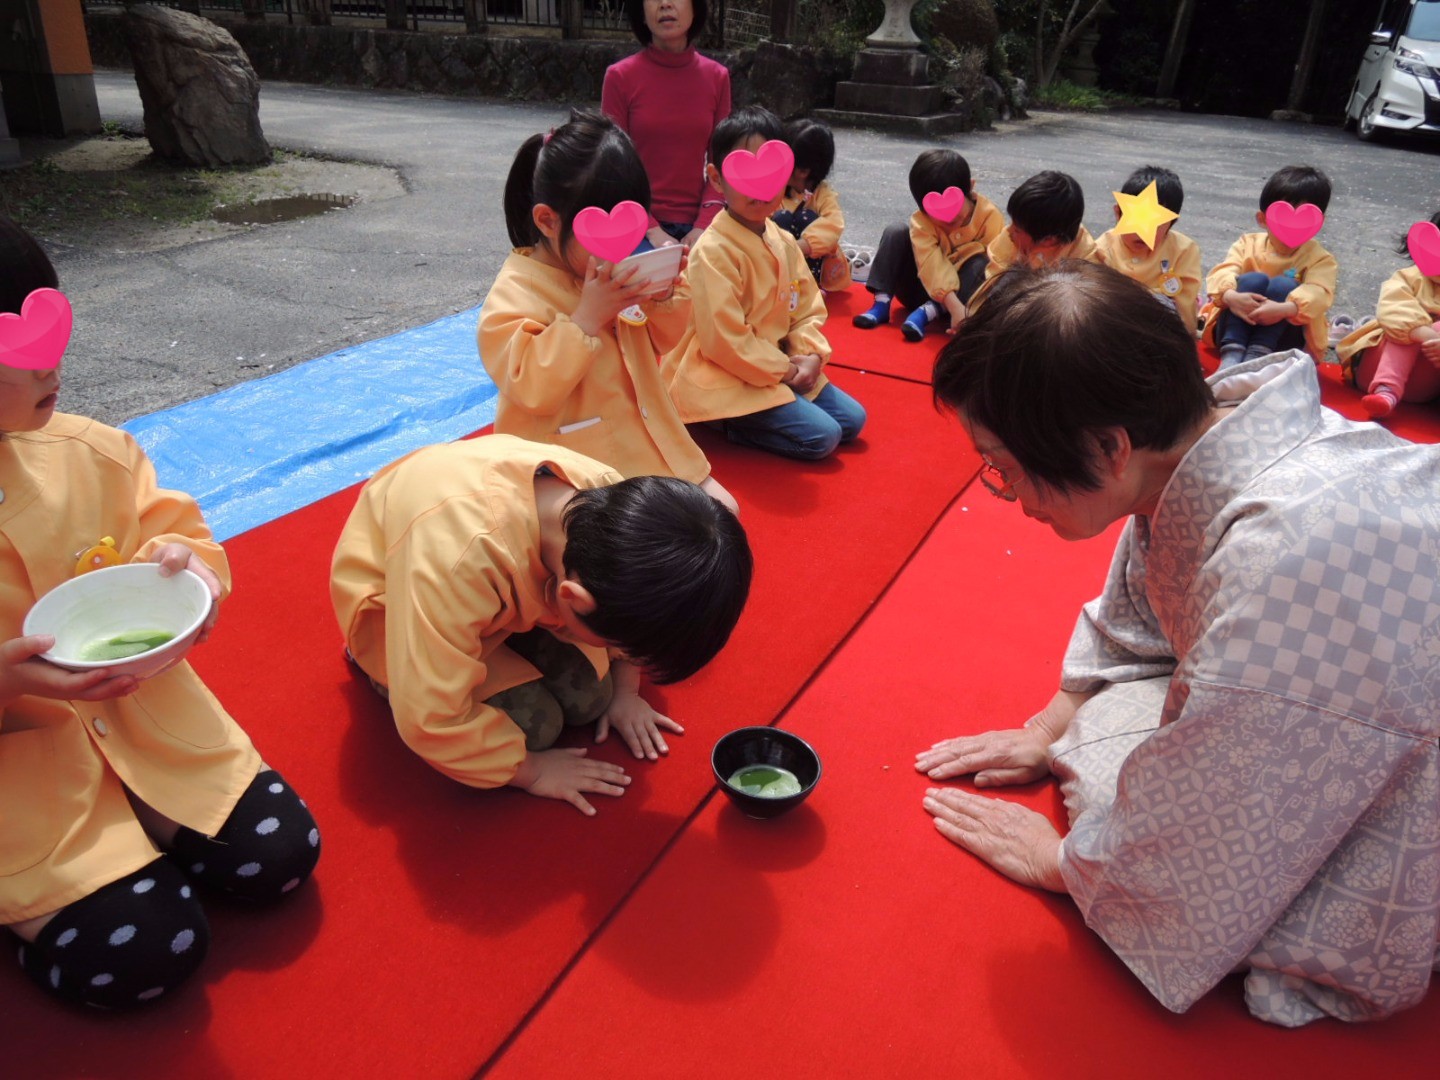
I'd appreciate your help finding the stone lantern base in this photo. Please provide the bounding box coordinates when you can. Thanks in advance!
[814,47,968,138]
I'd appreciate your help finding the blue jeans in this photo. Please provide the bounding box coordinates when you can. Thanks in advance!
[709,383,867,461]
[1216,271,1305,364]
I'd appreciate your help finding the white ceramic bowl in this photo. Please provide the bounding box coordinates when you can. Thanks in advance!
[23,563,213,679]
[617,244,684,297]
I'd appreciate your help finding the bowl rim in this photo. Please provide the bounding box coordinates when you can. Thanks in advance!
[711,725,823,795]
[25,564,213,671]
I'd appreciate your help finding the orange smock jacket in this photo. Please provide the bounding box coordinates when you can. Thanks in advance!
[1095,227,1203,326]
[477,249,711,485]
[971,225,1101,309]
[910,192,1005,302]
[1335,265,1440,364]
[1201,232,1338,360]
[330,435,620,789]
[0,414,260,924]
[778,181,845,257]
[663,211,831,424]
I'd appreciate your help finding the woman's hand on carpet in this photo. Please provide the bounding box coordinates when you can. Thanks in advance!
[915,726,1050,786]
[511,747,630,817]
[923,788,1066,892]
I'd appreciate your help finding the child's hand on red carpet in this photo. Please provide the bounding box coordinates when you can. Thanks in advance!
[150,542,223,641]
[943,293,968,333]
[596,690,683,761]
[1421,337,1440,366]
[0,634,139,706]
[511,747,630,816]
[915,726,1051,787]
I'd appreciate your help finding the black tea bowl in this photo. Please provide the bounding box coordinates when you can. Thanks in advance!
[712,726,822,820]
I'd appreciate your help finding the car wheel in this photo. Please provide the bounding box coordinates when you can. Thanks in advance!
[1356,90,1383,142]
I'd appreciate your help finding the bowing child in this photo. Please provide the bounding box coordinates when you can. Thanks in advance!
[1094,166,1202,330]
[331,435,752,816]
[479,109,736,513]
[772,118,850,292]
[852,149,1004,341]
[664,106,866,461]
[0,217,319,1011]
[1336,209,1440,418]
[969,170,1101,310]
[1201,164,1337,368]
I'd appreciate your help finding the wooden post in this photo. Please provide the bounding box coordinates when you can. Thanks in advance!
[560,0,583,39]
[770,0,798,42]
[385,0,406,31]
[1284,0,1329,113]
[1156,0,1196,99]
[463,0,486,34]
[241,0,268,21]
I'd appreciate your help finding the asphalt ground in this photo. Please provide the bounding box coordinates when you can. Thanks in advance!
[40,71,1440,424]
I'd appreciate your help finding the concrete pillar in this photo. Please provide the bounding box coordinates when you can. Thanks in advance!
[0,0,101,137]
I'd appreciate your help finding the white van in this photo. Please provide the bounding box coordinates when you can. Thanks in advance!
[1347,0,1440,140]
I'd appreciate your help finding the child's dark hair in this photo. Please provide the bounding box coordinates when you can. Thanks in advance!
[709,106,785,169]
[625,0,708,47]
[933,261,1215,495]
[1007,171,1084,244]
[0,214,60,316]
[909,150,973,209]
[1395,208,1440,260]
[784,118,834,189]
[1122,165,1183,215]
[562,476,752,684]
[503,109,651,253]
[1259,164,1331,213]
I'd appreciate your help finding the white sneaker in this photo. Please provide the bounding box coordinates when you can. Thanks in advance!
[845,245,875,284]
[1328,313,1355,344]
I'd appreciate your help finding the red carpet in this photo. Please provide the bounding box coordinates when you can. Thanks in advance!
[823,288,945,384]
[487,489,1440,1080]
[6,368,973,1078]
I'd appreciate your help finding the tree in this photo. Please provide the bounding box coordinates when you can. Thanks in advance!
[1032,0,1108,88]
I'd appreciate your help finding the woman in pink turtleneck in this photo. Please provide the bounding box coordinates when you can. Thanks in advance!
[602,0,730,250]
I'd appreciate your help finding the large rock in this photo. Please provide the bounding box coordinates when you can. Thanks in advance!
[122,4,270,167]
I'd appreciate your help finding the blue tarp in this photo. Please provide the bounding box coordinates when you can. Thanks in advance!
[123,307,498,541]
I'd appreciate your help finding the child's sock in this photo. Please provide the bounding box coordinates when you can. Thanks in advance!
[1217,343,1246,369]
[902,302,939,342]
[1361,384,1398,418]
[853,294,891,329]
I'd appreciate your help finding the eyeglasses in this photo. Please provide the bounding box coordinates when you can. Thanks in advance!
[978,454,1018,502]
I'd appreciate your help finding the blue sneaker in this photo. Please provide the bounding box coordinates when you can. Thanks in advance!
[853,299,891,329]
[901,306,931,342]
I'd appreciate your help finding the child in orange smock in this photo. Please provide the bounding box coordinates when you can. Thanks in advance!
[664,107,866,461]
[331,435,751,816]
[852,149,1004,340]
[479,110,736,514]
[0,217,318,1010]
[772,118,851,292]
[1335,208,1440,418]
[969,170,1101,312]
[1094,166,1202,331]
[1201,164,1338,368]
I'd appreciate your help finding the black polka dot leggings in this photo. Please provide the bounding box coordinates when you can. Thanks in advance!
[12,768,319,1009]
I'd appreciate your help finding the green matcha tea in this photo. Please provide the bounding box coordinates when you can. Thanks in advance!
[79,630,175,662]
[727,764,803,799]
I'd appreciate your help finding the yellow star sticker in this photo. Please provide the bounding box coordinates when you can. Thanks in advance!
[1112,180,1179,250]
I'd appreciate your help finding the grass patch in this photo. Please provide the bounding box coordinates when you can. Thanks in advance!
[1030,79,1145,111]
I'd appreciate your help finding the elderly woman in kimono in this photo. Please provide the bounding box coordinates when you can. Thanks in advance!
[916,260,1439,1027]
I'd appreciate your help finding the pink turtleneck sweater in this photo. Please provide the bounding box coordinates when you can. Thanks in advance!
[602,45,731,231]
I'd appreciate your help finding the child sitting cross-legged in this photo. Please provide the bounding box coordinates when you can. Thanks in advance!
[664,106,866,461]
[1095,165,1202,330]
[1201,164,1337,369]
[772,118,850,292]
[330,435,752,816]
[969,170,1101,311]
[853,149,1004,341]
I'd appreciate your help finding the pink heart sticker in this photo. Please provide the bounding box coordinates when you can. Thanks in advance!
[1263,201,1324,249]
[721,140,795,202]
[0,288,72,371]
[573,200,649,265]
[922,186,968,225]
[1407,220,1440,277]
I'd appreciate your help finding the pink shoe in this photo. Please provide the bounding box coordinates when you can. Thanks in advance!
[1361,385,1398,418]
